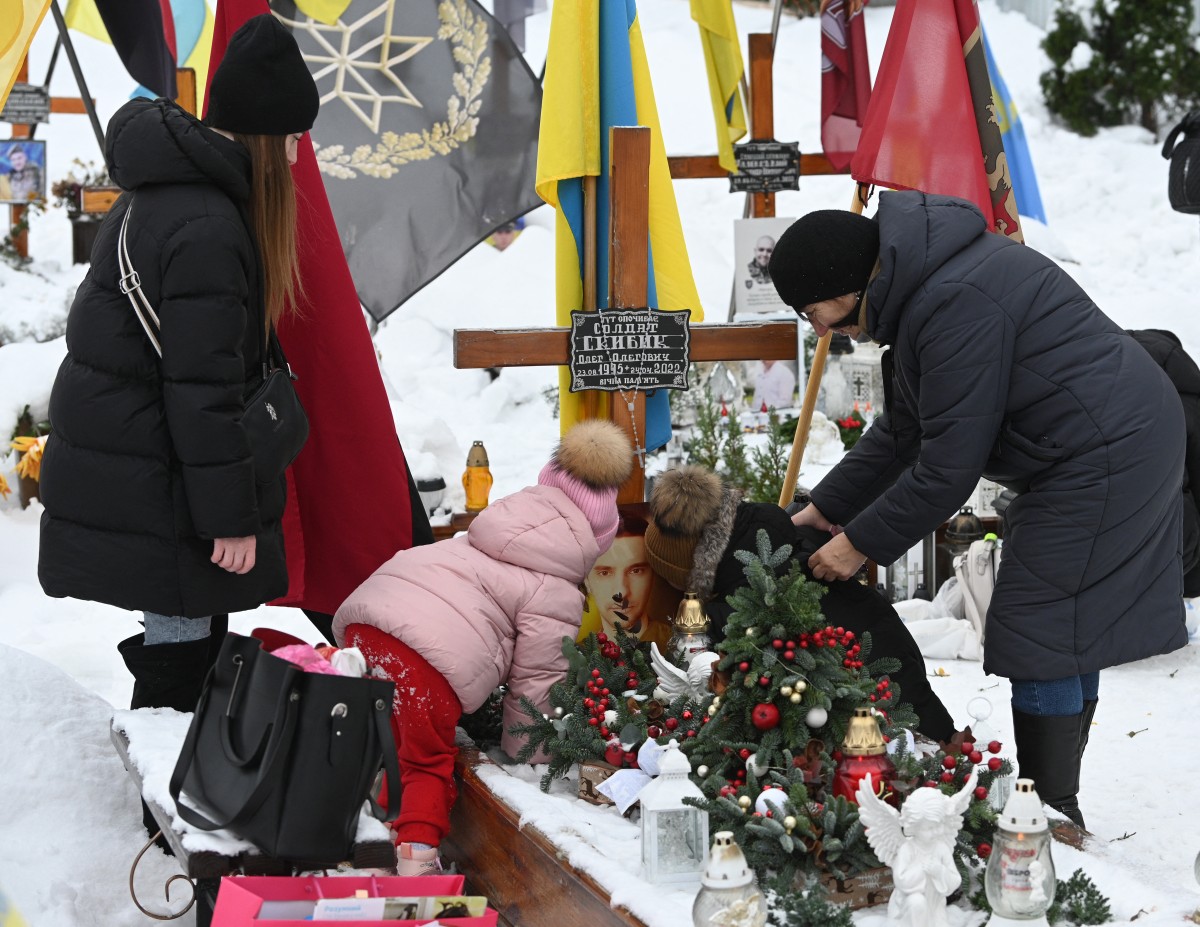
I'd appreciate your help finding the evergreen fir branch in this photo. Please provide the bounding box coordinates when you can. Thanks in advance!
[1048,869,1113,925]
[766,880,855,927]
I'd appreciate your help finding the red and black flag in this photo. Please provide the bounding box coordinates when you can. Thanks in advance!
[820,0,871,172]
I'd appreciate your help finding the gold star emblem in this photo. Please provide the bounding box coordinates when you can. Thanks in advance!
[277,2,433,134]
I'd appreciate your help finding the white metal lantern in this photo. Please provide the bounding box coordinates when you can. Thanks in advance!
[985,779,1056,926]
[640,739,709,884]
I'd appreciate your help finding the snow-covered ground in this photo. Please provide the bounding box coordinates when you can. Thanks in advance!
[2,1,1199,925]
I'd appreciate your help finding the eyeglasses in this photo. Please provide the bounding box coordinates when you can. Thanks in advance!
[797,291,865,329]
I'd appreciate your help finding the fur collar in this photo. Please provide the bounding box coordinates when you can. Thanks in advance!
[686,487,742,599]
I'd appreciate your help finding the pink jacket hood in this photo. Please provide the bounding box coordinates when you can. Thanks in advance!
[333,485,601,760]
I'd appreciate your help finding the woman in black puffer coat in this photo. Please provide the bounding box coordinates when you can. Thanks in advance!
[643,465,958,746]
[769,192,1188,828]
[38,18,317,741]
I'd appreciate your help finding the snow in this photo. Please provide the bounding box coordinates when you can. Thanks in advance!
[2,0,1200,925]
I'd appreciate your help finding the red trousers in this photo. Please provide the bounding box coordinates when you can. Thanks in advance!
[344,623,462,847]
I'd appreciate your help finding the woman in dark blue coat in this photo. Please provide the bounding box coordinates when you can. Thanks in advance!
[771,191,1187,827]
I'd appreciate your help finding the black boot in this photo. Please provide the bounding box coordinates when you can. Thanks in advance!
[1011,706,1087,829]
[119,633,214,853]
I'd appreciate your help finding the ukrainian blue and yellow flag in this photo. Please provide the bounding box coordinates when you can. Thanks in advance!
[1,0,52,113]
[536,0,704,448]
[690,0,746,174]
[982,25,1045,223]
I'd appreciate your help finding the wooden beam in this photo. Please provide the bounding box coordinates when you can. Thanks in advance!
[748,33,776,218]
[443,746,648,927]
[175,67,197,116]
[454,320,800,369]
[80,187,119,214]
[49,97,93,114]
[668,151,841,180]
[608,126,651,504]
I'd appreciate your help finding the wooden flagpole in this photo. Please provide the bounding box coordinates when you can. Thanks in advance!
[777,182,869,507]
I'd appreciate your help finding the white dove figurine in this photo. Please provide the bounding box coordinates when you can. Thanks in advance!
[650,642,719,703]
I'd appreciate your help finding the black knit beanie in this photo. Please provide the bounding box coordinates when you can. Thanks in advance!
[768,210,880,312]
[205,15,319,136]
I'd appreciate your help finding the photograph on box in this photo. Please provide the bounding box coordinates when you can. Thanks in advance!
[0,140,46,205]
[578,504,680,647]
[733,216,795,315]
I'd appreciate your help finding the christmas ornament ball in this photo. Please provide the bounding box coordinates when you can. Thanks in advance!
[805,706,828,728]
[790,692,802,704]
[784,815,797,830]
[745,627,757,637]
[698,765,708,777]
[780,685,793,697]
[795,680,807,693]
[752,703,782,730]
[738,795,752,809]
[754,787,789,817]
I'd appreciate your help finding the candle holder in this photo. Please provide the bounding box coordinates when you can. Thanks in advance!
[691,831,766,927]
[985,779,1056,926]
[832,707,897,806]
[640,740,709,884]
[462,440,493,512]
[668,592,712,667]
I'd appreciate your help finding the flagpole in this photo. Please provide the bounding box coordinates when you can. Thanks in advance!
[770,0,785,46]
[777,182,868,507]
[582,173,600,419]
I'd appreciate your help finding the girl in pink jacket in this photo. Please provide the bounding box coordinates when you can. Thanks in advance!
[333,420,632,875]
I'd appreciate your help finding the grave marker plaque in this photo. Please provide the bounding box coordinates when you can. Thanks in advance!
[569,308,690,393]
[0,84,51,125]
[729,140,800,194]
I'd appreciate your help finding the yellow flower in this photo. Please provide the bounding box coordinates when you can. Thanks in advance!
[0,471,10,499]
[11,435,47,482]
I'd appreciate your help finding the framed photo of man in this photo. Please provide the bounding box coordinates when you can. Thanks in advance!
[0,140,47,205]
[733,216,796,316]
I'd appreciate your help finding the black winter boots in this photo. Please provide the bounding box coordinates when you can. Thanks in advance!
[119,620,226,852]
[1011,701,1098,830]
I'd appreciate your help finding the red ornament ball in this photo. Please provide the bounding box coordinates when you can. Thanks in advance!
[988,757,1002,771]
[974,786,988,801]
[682,710,693,720]
[783,650,795,661]
[978,843,992,859]
[739,748,752,760]
[604,743,624,766]
[988,740,1002,754]
[751,703,782,730]
[969,750,984,764]
[942,755,957,769]
[739,661,751,672]
[664,717,679,731]
[960,741,975,755]
[647,725,661,738]
[758,675,771,687]
[772,639,783,649]
[940,771,955,783]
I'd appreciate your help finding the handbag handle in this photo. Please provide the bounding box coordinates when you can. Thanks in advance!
[168,664,302,833]
[1163,111,1200,159]
[367,699,402,822]
[117,198,294,382]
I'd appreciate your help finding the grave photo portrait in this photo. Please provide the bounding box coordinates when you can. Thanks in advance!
[733,216,795,316]
[0,140,47,205]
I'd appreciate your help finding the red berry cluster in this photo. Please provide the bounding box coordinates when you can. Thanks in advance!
[921,738,1006,861]
[604,740,639,769]
[593,632,640,699]
[584,667,612,735]
[868,678,893,704]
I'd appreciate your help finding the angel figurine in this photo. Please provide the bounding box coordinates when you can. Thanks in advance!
[649,642,719,703]
[856,766,979,927]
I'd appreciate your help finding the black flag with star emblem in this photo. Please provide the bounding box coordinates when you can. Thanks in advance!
[271,0,542,321]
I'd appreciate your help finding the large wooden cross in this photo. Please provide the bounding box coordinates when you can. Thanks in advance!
[454,126,800,506]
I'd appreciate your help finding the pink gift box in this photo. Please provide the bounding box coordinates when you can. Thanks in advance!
[211,875,499,926]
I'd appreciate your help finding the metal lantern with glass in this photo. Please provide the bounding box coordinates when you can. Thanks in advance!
[985,779,1056,926]
[668,592,712,666]
[640,739,709,884]
[832,706,897,805]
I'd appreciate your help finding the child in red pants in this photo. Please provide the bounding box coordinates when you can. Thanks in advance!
[333,421,632,875]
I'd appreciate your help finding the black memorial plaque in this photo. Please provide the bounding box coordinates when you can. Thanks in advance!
[1,85,51,125]
[729,140,801,194]
[569,308,690,392]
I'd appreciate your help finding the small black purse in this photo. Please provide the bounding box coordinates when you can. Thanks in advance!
[1163,111,1200,215]
[118,200,309,484]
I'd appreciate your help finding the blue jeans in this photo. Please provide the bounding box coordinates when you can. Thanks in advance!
[143,612,211,645]
[1010,673,1099,716]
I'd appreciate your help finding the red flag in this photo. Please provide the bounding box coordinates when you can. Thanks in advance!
[850,0,1023,241]
[820,0,871,172]
[207,0,429,616]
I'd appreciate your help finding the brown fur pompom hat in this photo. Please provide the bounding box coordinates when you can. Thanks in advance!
[538,420,632,551]
[644,465,725,591]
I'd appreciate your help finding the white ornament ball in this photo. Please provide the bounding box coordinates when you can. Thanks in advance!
[738,795,752,810]
[795,680,807,693]
[604,709,619,725]
[790,693,802,704]
[805,706,828,728]
[748,751,769,777]
[554,706,563,717]
[745,627,757,637]
[754,787,789,817]
[707,704,718,717]
[698,765,709,777]
[780,685,793,697]
[784,815,797,831]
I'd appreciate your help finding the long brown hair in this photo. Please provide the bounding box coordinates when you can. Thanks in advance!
[232,132,302,334]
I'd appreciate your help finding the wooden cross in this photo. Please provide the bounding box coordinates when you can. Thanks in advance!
[667,34,846,219]
[454,126,801,505]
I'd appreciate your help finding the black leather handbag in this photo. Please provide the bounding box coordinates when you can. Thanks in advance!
[1163,111,1200,215]
[168,633,401,866]
[117,200,309,484]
